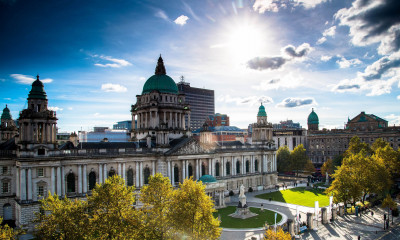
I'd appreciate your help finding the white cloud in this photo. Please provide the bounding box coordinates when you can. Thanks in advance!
[322,26,336,37]
[397,95,400,100]
[48,106,63,111]
[93,55,132,68]
[11,74,53,84]
[4,98,11,101]
[384,114,400,126]
[293,0,327,9]
[253,0,279,13]
[101,83,128,92]
[316,37,326,45]
[253,0,326,13]
[251,72,303,90]
[174,15,189,26]
[321,55,332,62]
[217,95,273,106]
[139,77,146,81]
[277,97,317,108]
[155,9,169,20]
[336,57,362,68]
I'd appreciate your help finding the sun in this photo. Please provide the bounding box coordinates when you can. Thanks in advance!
[227,24,265,61]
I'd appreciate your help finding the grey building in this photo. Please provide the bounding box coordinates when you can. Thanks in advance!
[177,78,214,131]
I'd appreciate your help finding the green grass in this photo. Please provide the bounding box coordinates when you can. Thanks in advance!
[255,187,330,207]
[213,206,282,228]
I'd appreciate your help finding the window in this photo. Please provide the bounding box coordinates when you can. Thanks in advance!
[245,160,250,173]
[67,172,75,193]
[201,163,206,176]
[174,165,179,183]
[38,149,45,155]
[2,181,10,194]
[255,160,259,172]
[109,169,116,177]
[226,162,230,175]
[144,167,150,185]
[236,161,240,174]
[127,169,134,187]
[215,162,220,177]
[1,166,9,175]
[89,171,96,190]
[37,185,44,197]
[37,168,44,177]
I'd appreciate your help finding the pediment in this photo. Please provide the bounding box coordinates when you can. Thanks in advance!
[166,138,216,155]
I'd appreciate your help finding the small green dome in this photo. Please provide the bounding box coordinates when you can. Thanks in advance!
[308,108,319,124]
[257,103,267,117]
[198,175,217,183]
[1,105,12,120]
[142,56,178,94]
[28,75,47,100]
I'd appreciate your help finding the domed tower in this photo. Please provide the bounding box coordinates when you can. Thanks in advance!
[18,75,58,156]
[252,103,273,144]
[307,108,319,131]
[131,56,191,147]
[0,105,18,143]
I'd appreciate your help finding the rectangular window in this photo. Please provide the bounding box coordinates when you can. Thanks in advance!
[1,166,8,175]
[38,168,44,177]
[38,185,44,197]
[2,182,9,194]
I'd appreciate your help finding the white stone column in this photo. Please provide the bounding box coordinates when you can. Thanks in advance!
[188,114,191,129]
[27,168,32,200]
[20,168,26,201]
[78,165,82,194]
[16,167,20,198]
[167,161,171,180]
[152,161,155,175]
[241,156,245,175]
[171,162,175,186]
[57,167,62,196]
[274,154,277,172]
[103,164,107,182]
[140,162,143,187]
[208,159,212,175]
[182,161,186,181]
[99,164,103,184]
[196,159,199,180]
[83,165,87,193]
[62,167,65,196]
[135,162,140,187]
[51,167,56,194]
[118,163,122,176]
[122,163,126,183]
[232,157,236,176]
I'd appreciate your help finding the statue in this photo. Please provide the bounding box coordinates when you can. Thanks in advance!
[325,173,329,186]
[238,184,247,208]
[229,184,257,219]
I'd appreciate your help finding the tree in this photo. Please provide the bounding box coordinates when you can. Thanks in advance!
[170,177,222,240]
[344,136,373,157]
[332,154,344,168]
[304,160,316,174]
[139,173,174,240]
[0,217,23,239]
[372,139,400,175]
[290,144,309,176]
[326,163,359,206]
[277,146,291,173]
[321,158,334,176]
[264,227,291,240]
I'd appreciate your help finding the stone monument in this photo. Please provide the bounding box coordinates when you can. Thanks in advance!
[325,173,329,186]
[229,184,258,219]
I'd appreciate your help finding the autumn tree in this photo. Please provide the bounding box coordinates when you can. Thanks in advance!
[264,227,291,240]
[321,158,334,176]
[0,217,23,240]
[344,136,373,157]
[139,173,174,240]
[170,177,222,240]
[277,146,291,173]
[290,144,309,176]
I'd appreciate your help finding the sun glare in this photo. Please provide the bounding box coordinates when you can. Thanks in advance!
[228,24,265,61]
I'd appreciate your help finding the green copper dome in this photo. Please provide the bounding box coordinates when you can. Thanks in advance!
[1,105,12,120]
[257,103,267,117]
[198,175,217,183]
[142,56,178,94]
[28,75,47,100]
[308,108,319,124]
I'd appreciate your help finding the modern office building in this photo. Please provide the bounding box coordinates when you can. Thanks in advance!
[177,78,214,131]
[206,113,229,127]
[113,120,134,130]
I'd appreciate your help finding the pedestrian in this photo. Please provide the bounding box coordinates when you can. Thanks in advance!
[371,211,374,217]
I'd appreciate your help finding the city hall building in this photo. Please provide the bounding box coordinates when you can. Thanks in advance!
[0,56,278,229]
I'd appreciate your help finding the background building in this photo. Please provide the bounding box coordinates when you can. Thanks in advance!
[205,113,229,127]
[272,120,306,151]
[79,128,130,142]
[113,120,134,130]
[177,77,214,131]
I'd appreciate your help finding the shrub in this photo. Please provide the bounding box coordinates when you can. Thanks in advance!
[248,187,253,192]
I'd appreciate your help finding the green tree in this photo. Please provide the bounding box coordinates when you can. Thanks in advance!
[170,177,222,240]
[372,139,400,175]
[264,227,291,240]
[332,154,344,168]
[321,158,334,176]
[290,144,309,176]
[0,217,24,239]
[139,173,174,240]
[344,136,373,157]
[326,163,359,206]
[35,193,89,240]
[277,146,291,173]
[304,159,316,174]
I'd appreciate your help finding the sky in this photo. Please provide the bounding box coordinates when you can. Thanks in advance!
[1,0,400,133]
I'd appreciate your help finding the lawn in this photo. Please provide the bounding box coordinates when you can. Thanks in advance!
[213,206,282,228]
[255,187,330,207]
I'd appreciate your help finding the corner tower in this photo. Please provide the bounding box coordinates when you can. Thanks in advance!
[307,108,319,131]
[131,56,191,147]
[252,103,273,144]
[0,105,18,143]
[18,75,58,156]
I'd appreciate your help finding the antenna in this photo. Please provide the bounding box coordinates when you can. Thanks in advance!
[180,75,185,83]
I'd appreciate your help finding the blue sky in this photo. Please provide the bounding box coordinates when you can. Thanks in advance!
[1,0,400,132]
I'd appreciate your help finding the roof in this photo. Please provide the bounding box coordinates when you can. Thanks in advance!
[198,175,217,183]
[257,103,267,117]
[308,108,319,124]
[1,105,12,120]
[28,75,47,100]
[192,126,245,134]
[142,56,178,94]
[0,138,17,150]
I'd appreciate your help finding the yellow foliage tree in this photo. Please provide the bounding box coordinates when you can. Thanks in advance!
[264,227,291,240]
[0,217,23,240]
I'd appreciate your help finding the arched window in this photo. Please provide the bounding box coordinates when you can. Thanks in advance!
[67,172,75,193]
[201,163,206,176]
[236,161,240,174]
[109,168,116,177]
[144,167,150,184]
[174,165,179,183]
[215,162,220,177]
[226,162,230,176]
[188,164,193,178]
[89,171,96,190]
[255,159,259,172]
[127,169,134,186]
[3,203,12,221]
[246,160,250,173]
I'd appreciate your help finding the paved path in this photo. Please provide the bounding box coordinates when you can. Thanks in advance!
[219,184,400,240]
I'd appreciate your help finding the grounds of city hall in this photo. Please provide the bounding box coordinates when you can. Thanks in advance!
[213,187,329,228]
